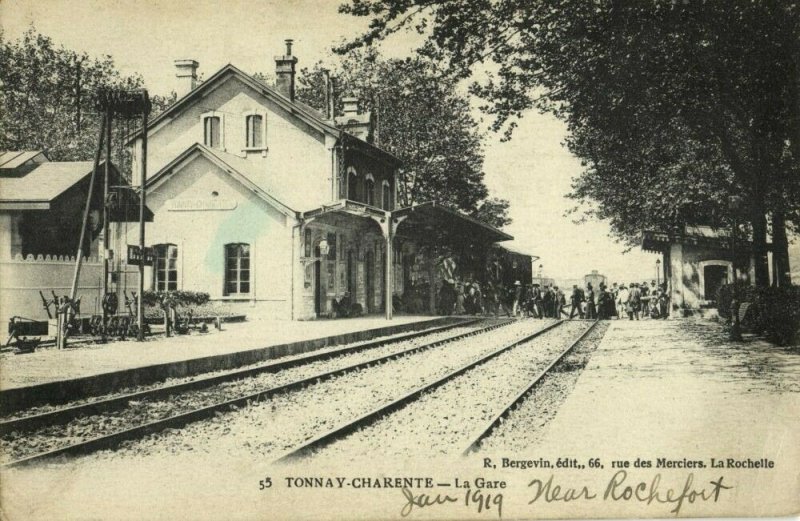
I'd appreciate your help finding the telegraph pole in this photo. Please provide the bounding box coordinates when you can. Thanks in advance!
[138,90,151,341]
[103,104,112,325]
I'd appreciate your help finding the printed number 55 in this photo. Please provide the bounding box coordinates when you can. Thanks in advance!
[259,477,273,490]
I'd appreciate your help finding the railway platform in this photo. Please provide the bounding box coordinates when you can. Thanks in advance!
[0,314,456,412]
[535,318,799,490]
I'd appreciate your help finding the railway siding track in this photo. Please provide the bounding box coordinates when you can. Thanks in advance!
[462,319,600,455]
[2,318,515,467]
[273,320,566,463]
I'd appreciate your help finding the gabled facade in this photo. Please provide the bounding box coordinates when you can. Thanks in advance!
[127,42,405,320]
[127,41,515,321]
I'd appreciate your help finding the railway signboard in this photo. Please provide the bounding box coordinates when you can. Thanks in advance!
[126,244,154,266]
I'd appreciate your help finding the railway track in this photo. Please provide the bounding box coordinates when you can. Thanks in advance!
[273,319,571,463]
[2,317,514,467]
[461,319,600,455]
[0,318,483,433]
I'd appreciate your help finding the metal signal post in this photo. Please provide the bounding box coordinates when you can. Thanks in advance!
[138,90,151,341]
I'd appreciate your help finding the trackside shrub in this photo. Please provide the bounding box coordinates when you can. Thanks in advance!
[716,283,800,346]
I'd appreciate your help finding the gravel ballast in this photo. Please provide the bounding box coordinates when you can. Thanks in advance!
[78,319,557,463]
[309,320,595,461]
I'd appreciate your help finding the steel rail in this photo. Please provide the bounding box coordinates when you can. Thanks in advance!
[273,320,566,464]
[461,319,601,455]
[1,318,484,435]
[3,318,516,467]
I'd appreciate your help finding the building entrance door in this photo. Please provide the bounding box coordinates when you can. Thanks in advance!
[704,264,729,302]
[365,251,374,313]
[347,250,355,295]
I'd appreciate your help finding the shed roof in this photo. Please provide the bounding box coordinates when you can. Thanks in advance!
[0,159,152,220]
[0,150,48,169]
[0,161,96,206]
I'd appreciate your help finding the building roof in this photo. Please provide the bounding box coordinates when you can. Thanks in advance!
[0,150,48,169]
[0,161,96,208]
[127,64,401,167]
[394,201,513,243]
[642,226,764,253]
[495,242,539,262]
[146,143,300,217]
[0,158,152,220]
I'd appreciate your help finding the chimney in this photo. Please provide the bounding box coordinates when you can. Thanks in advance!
[274,39,298,101]
[342,96,359,116]
[174,59,199,96]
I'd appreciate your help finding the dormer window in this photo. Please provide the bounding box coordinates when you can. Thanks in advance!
[244,111,267,152]
[202,111,225,150]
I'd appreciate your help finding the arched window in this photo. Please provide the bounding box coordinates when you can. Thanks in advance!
[153,243,178,291]
[245,114,264,148]
[224,243,250,295]
[382,180,391,210]
[347,167,358,201]
[365,174,375,206]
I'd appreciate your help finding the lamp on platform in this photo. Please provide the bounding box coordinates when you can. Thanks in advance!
[318,238,330,257]
[656,258,661,286]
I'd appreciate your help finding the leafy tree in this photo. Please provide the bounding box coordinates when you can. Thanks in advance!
[0,28,175,179]
[336,0,800,286]
[295,48,510,227]
[472,197,512,229]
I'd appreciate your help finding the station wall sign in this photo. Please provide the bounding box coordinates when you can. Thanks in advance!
[167,198,237,211]
[127,245,155,266]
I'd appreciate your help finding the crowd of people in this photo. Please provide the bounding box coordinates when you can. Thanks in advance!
[435,278,670,320]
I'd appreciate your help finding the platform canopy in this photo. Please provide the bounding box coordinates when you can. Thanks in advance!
[642,226,765,254]
[393,201,513,245]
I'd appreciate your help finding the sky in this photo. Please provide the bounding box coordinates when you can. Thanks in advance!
[0,0,659,283]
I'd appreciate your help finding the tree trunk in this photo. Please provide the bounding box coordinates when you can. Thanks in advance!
[772,211,792,287]
[750,207,770,287]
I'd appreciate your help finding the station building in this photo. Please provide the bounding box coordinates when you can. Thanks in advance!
[642,226,759,313]
[125,42,523,321]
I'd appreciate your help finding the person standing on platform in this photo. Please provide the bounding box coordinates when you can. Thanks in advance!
[455,282,466,314]
[628,283,642,320]
[585,283,596,319]
[639,281,649,318]
[473,282,484,315]
[512,281,522,317]
[617,284,630,320]
[531,285,542,318]
[597,284,608,319]
[658,283,669,319]
[542,285,553,318]
[608,282,619,318]
[555,286,567,318]
[569,284,584,319]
